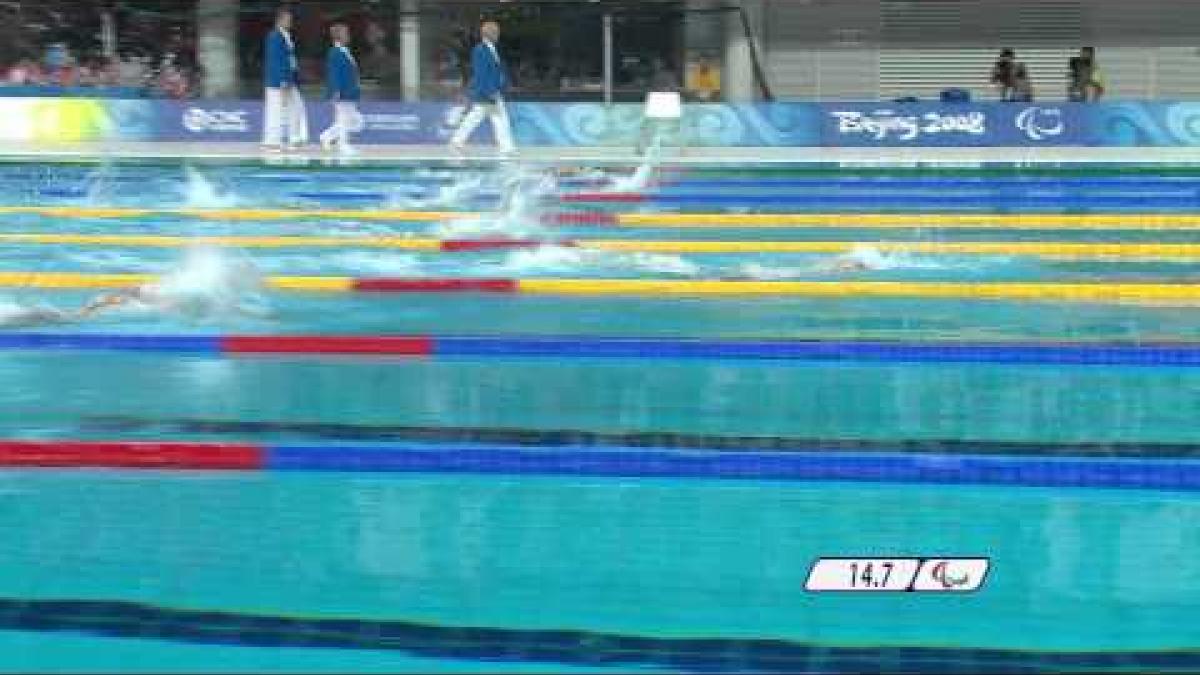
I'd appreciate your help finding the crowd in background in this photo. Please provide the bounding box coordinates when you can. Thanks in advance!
[0,2,201,98]
[989,46,1105,102]
[4,43,199,98]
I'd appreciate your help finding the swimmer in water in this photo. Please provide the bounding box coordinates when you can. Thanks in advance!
[813,246,889,273]
[75,280,272,321]
[76,284,166,318]
[0,304,74,327]
[812,256,873,273]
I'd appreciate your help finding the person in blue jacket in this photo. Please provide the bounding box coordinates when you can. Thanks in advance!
[448,20,515,157]
[319,22,364,154]
[262,6,308,150]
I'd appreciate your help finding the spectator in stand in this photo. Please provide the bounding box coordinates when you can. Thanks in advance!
[1012,62,1034,102]
[1068,47,1105,101]
[686,54,721,102]
[44,43,68,81]
[97,56,121,87]
[6,57,43,85]
[990,48,1018,101]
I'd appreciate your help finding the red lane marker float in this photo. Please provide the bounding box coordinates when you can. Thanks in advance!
[0,440,262,470]
[223,335,433,356]
[547,212,618,225]
[560,192,647,203]
[439,239,551,252]
[351,278,519,293]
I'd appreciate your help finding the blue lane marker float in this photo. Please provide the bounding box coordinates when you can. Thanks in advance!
[432,337,1200,366]
[37,187,89,198]
[4,334,1200,366]
[0,333,221,354]
[265,443,1200,490]
[291,191,389,202]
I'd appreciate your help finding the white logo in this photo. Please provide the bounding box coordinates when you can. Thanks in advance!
[362,113,421,132]
[1016,107,1064,141]
[182,108,249,133]
[832,110,986,141]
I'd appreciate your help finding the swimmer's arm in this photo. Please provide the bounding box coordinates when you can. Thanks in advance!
[76,289,138,318]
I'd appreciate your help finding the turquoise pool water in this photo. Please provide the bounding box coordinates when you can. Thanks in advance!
[2,159,1200,672]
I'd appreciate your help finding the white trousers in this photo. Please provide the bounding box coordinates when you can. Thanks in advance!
[449,99,515,152]
[263,86,309,146]
[320,101,364,147]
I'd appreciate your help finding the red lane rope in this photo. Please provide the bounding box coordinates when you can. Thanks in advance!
[222,335,433,356]
[0,440,263,470]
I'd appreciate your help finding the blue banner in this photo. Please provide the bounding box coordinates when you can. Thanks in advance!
[32,96,1200,147]
[818,102,1089,147]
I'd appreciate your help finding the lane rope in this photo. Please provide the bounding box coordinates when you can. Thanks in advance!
[8,206,1200,229]
[1,272,1199,302]
[5,233,1200,259]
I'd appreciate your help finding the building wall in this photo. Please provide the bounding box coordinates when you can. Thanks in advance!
[746,0,1200,102]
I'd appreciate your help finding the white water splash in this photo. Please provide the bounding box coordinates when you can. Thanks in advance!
[735,245,955,280]
[500,245,700,277]
[318,251,423,276]
[180,166,238,208]
[392,174,486,209]
[433,165,556,239]
[141,246,270,322]
[83,160,116,204]
[0,299,71,327]
[607,134,663,192]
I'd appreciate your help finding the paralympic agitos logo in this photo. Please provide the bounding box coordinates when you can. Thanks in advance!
[1015,107,1065,141]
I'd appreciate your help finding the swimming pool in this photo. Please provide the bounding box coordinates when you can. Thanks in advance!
[2,157,1200,672]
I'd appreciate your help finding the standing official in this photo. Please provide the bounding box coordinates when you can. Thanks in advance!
[263,7,308,151]
[320,22,364,155]
[448,20,515,157]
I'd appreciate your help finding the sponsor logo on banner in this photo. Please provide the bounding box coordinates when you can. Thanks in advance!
[362,113,421,132]
[1015,106,1065,141]
[182,107,249,133]
[830,110,987,141]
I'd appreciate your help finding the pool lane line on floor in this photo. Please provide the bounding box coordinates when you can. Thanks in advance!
[9,334,1200,366]
[14,206,1200,230]
[77,415,1200,458]
[2,274,1200,302]
[4,597,1197,673]
[4,438,1200,492]
[11,233,1200,259]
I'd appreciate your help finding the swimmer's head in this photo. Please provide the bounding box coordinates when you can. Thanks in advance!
[844,245,889,270]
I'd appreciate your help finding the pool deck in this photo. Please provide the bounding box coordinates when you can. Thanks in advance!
[2,141,1199,164]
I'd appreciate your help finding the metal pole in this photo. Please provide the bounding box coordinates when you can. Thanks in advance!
[603,12,613,105]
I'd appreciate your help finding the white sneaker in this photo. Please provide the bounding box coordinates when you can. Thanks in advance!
[338,144,359,156]
[320,134,335,151]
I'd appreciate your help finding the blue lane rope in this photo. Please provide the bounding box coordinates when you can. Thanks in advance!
[3,333,1200,366]
[265,443,1200,491]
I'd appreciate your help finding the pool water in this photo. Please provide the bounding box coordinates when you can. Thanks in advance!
[2,158,1200,672]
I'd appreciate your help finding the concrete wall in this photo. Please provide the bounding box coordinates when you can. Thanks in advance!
[737,0,1200,101]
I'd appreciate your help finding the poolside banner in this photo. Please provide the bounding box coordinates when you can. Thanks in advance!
[508,103,821,146]
[0,98,158,142]
[156,101,456,144]
[141,100,1098,147]
[818,103,1090,147]
[15,97,1200,147]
